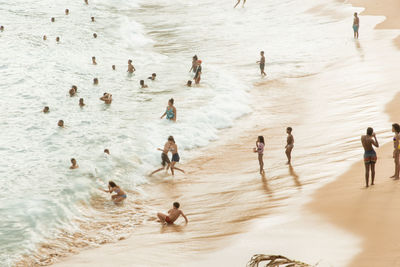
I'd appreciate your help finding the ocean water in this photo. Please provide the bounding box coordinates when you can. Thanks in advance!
[0,0,399,265]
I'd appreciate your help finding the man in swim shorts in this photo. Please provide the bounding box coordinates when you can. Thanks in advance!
[150,142,172,176]
[353,12,359,39]
[157,202,188,224]
[361,127,379,187]
[257,51,266,76]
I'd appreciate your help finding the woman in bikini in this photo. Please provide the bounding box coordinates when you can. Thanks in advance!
[160,98,176,122]
[168,136,185,176]
[391,123,400,179]
[253,136,265,174]
[103,181,127,203]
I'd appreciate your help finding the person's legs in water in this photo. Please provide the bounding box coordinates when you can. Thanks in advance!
[171,162,185,174]
[234,0,240,8]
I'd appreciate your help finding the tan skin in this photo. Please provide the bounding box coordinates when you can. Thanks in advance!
[361,132,379,187]
[100,93,112,104]
[127,60,135,73]
[70,159,79,169]
[103,184,126,203]
[160,100,177,122]
[157,205,188,224]
[79,99,85,107]
[353,14,359,39]
[256,52,266,76]
[234,0,246,8]
[391,127,400,179]
[150,141,172,176]
[169,142,185,176]
[92,57,97,65]
[285,129,294,165]
[253,138,264,174]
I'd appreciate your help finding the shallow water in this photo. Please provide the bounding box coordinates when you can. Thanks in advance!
[1,0,400,265]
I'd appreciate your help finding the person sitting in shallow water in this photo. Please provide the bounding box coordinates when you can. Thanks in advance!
[100,93,112,104]
[148,73,156,80]
[43,106,49,113]
[70,158,79,169]
[69,85,77,96]
[103,181,127,203]
[58,120,64,127]
[186,80,192,87]
[160,98,176,122]
[140,80,148,88]
[112,65,116,70]
[157,202,188,225]
[79,98,85,107]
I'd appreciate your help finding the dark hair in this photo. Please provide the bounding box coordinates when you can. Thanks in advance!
[94,78,98,83]
[72,85,77,91]
[152,73,156,76]
[44,106,49,110]
[173,202,180,208]
[108,181,117,187]
[79,98,84,102]
[187,80,192,85]
[140,80,144,85]
[287,127,292,132]
[393,123,400,133]
[261,51,264,53]
[71,158,76,162]
[258,136,265,144]
[104,149,109,153]
[169,98,174,105]
[168,136,175,143]
[128,59,132,63]
[354,12,357,16]
[366,127,373,136]
[193,55,198,60]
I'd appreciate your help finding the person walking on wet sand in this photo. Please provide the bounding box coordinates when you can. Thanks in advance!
[157,202,188,224]
[253,136,265,174]
[391,123,400,179]
[257,51,266,76]
[353,12,359,39]
[285,127,294,165]
[234,0,246,8]
[361,127,379,187]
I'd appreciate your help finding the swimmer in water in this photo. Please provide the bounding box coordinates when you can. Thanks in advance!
[127,60,135,73]
[103,181,127,203]
[234,0,246,8]
[92,56,97,65]
[51,17,55,22]
[256,51,266,76]
[148,73,156,80]
[0,26,4,32]
[56,37,60,42]
[150,140,172,176]
[100,93,112,104]
[253,136,265,174]
[167,136,185,176]
[79,98,85,107]
[58,120,64,127]
[104,149,110,155]
[84,0,88,4]
[93,33,97,38]
[186,80,192,87]
[391,123,400,179]
[140,80,148,88]
[91,17,95,22]
[361,127,379,187]
[93,78,98,85]
[112,65,116,70]
[70,158,79,169]
[43,35,47,40]
[157,202,188,225]
[69,85,77,97]
[43,106,49,113]
[160,98,176,122]
[285,127,294,165]
[65,9,69,15]
[194,60,202,84]
[189,55,198,73]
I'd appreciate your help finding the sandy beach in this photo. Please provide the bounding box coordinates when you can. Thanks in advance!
[12,0,400,266]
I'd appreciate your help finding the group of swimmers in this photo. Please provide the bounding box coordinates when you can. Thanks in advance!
[361,124,400,187]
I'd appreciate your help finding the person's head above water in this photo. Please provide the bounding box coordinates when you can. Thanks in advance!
[108,181,117,188]
[43,106,49,113]
[128,59,132,64]
[104,149,110,154]
[112,65,116,70]
[260,51,264,55]
[152,73,156,78]
[56,36,60,42]
[71,158,77,165]
[193,55,198,61]
[173,202,180,209]
[287,127,292,133]
[93,78,98,85]
[140,80,145,85]
[392,123,400,133]
[72,85,77,91]
[168,98,174,106]
[58,120,64,127]
[93,33,97,38]
[43,35,47,40]
[168,136,175,143]
[51,17,55,22]
[366,127,373,136]
[354,12,358,17]
[187,80,192,87]
[0,26,4,32]
[92,56,96,64]
[65,9,69,15]
[257,136,265,144]
[79,98,84,105]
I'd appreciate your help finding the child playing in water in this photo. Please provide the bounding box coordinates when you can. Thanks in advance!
[157,202,188,224]
[253,136,265,174]
[103,181,127,203]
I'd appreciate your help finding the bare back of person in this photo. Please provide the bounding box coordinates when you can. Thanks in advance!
[361,135,374,151]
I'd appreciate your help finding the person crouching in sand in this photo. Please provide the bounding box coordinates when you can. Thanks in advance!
[103,181,127,203]
[391,123,400,179]
[157,202,188,225]
[253,136,264,174]
[285,127,294,164]
[70,158,79,169]
[100,93,112,104]
[361,127,379,187]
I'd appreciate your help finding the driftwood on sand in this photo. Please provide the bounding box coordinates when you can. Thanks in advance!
[247,254,312,267]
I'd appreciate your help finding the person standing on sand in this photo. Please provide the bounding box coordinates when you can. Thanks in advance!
[253,136,265,174]
[234,0,246,8]
[157,202,188,224]
[285,127,294,165]
[361,127,379,187]
[256,51,266,76]
[391,123,400,179]
[353,12,359,39]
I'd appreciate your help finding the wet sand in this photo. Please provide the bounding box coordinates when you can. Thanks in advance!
[50,1,400,267]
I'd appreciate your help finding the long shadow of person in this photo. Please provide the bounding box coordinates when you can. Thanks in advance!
[289,165,302,188]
